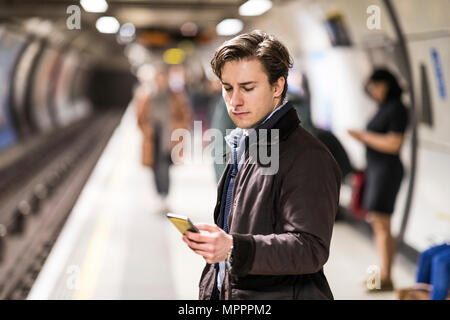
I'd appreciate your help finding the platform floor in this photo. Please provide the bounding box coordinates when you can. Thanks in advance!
[27,105,416,300]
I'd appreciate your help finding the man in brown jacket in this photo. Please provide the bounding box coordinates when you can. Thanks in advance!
[182,31,341,300]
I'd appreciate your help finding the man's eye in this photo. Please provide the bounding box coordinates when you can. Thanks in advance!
[243,87,254,92]
[224,87,232,92]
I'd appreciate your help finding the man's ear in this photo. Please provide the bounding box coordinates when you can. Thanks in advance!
[273,76,285,99]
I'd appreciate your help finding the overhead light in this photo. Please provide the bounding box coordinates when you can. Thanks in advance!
[124,43,149,66]
[80,0,108,13]
[120,22,135,38]
[239,0,272,16]
[96,16,120,34]
[163,48,185,65]
[216,19,243,36]
[117,22,135,43]
[180,22,198,37]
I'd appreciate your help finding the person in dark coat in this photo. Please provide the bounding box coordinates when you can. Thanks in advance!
[182,30,341,300]
[348,68,409,291]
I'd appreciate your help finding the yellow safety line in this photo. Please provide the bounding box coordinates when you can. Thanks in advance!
[71,207,112,300]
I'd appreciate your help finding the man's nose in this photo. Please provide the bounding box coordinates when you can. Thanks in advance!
[230,89,244,108]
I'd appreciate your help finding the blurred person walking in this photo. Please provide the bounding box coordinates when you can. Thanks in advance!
[135,65,192,213]
[348,68,409,291]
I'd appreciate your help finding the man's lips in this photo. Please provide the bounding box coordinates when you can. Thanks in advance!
[232,111,250,117]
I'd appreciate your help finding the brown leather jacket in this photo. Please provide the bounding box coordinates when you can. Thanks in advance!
[199,107,341,300]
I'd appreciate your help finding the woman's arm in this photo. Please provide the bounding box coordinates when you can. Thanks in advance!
[348,129,404,155]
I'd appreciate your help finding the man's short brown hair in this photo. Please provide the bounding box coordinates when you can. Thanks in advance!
[211,30,293,101]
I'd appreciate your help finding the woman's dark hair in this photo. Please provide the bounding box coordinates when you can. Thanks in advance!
[365,68,403,101]
[211,30,293,101]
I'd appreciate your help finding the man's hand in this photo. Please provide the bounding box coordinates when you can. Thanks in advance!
[182,223,233,264]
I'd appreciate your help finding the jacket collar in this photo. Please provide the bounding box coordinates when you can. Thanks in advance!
[254,100,290,130]
[250,101,301,146]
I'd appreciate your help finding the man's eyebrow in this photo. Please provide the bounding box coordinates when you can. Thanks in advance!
[221,81,257,86]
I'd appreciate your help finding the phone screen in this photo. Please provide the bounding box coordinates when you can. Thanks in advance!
[167,213,199,234]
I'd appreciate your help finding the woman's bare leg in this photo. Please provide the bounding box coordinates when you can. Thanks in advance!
[369,212,395,281]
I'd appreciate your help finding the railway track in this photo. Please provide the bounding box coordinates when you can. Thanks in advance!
[0,109,124,299]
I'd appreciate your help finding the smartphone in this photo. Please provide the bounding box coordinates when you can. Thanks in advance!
[166,213,200,234]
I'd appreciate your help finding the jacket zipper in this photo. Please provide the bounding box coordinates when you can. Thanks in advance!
[227,149,250,229]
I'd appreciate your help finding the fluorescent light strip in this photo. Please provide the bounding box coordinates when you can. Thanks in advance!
[96,16,120,34]
[239,0,272,16]
[80,0,108,13]
[216,19,244,36]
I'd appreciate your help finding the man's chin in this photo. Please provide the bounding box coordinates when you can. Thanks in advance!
[236,123,254,130]
[232,118,256,129]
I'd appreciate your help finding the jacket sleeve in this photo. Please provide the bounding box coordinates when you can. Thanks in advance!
[230,148,341,277]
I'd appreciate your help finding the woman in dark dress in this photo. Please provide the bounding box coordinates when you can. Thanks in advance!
[348,69,409,291]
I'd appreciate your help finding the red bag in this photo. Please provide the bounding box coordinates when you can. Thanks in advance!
[350,170,368,219]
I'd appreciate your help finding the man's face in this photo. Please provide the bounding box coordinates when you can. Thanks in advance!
[220,59,284,129]
[155,71,169,90]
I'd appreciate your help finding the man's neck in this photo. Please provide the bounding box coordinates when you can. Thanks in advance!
[255,99,288,128]
[272,99,283,111]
